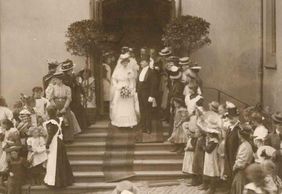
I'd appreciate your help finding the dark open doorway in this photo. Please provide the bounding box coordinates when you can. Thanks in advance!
[94,0,172,117]
[102,0,172,50]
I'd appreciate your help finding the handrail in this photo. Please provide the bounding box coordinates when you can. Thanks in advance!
[203,86,250,107]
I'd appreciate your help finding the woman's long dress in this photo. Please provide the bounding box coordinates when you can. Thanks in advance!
[44,118,74,187]
[48,84,81,141]
[110,66,138,127]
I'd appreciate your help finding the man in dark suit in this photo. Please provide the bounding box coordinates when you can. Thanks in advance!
[223,102,241,182]
[42,61,59,92]
[265,112,282,178]
[137,54,159,134]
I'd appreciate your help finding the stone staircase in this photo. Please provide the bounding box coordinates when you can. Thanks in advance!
[24,121,186,194]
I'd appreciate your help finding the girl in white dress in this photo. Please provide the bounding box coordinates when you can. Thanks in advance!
[110,53,139,128]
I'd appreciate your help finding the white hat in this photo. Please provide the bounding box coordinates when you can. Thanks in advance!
[255,146,276,163]
[159,47,172,56]
[169,66,182,79]
[20,109,31,115]
[179,57,192,65]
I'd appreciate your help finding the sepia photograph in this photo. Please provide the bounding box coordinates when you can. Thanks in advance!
[0,0,281,193]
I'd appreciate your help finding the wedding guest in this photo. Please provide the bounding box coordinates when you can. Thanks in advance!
[224,102,241,182]
[47,70,77,142]
[251,112,269,148]
[6,146,29,194]
[32,87,50,120]
[230,123,253,194]
[43,61,59,92]
[265,112,282,179]
[101,52,112,114]
[0,97,13,121]
[168,98,188,154]
[201,117,221,194]
[44,105,74,187]
[168,65,185,135]
[62,59,88,130]
[27,127,47,185]
[262,160,282,194]
[243,163,268,194]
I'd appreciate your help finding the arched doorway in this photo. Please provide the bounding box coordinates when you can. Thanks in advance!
[91,0,174,116]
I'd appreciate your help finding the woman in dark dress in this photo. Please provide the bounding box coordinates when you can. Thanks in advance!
[43,105,74,187]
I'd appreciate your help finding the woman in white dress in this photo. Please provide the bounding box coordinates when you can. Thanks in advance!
[110,53,139,128]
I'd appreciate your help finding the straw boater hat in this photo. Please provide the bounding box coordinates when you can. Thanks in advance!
[61,59,75,72]
[169,66,182,80]
[272,112,282,124]
[255,145,276,164]
[209,101,220,113]
[190,62,202,70]
[53,70,64,78]
[159,47,172,56]
[179,57,192,66]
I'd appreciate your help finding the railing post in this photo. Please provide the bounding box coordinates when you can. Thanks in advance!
[218,91,221,104]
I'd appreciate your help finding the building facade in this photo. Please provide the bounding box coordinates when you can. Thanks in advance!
[0,0,281,111]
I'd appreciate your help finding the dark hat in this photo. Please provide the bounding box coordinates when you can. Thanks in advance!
[32,87,43,93]
[166,56,179,63]
[48,61,59,70]
[226,101,239,117]
[61,59,75,72]
[239,123,253,140]
[209,101,220,112]
[159,47,172,56]
[6,146,22,153]
[169,66,182,79]
[272,112,282,124]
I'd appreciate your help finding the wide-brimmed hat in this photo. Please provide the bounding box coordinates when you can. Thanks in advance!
[205,115,221,134]
[159,47,172,56]
[6,146,22,153]
[179,57,192,65]
[19,109,31,115]
[255,146,276,163]
[226,101,239,117]
[169,66,182,79]
[53,70,64,78]
[209,101,220,113]
[272,112,282,124]
[61,59,75,72]
[190,62,202,71]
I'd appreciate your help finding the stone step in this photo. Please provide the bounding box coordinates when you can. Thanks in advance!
[23,182,118,194]
[66,142,173,152]
[68,150,183,161]
[73,171,186,183]
[70,159,183,172]
[75,132,169,142]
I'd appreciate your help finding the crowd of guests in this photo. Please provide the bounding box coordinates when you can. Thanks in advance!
[152,48,282,193]
[0,59,98,193]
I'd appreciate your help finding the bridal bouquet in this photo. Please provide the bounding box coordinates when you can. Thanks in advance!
[120,86,132,99]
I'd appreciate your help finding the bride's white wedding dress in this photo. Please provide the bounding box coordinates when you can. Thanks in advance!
[110,61,139,127]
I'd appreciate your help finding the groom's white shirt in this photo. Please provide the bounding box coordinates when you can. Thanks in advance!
[139,66,149,82]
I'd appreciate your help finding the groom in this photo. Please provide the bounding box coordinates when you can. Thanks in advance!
[137,53,159,134]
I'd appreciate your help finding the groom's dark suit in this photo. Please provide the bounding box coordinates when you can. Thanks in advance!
[137,66,159,133]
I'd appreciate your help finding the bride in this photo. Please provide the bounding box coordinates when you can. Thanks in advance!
[110,53,139,127]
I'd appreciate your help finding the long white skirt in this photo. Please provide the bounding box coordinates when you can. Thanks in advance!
[111,92,138,128]
[182,151,194,174]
